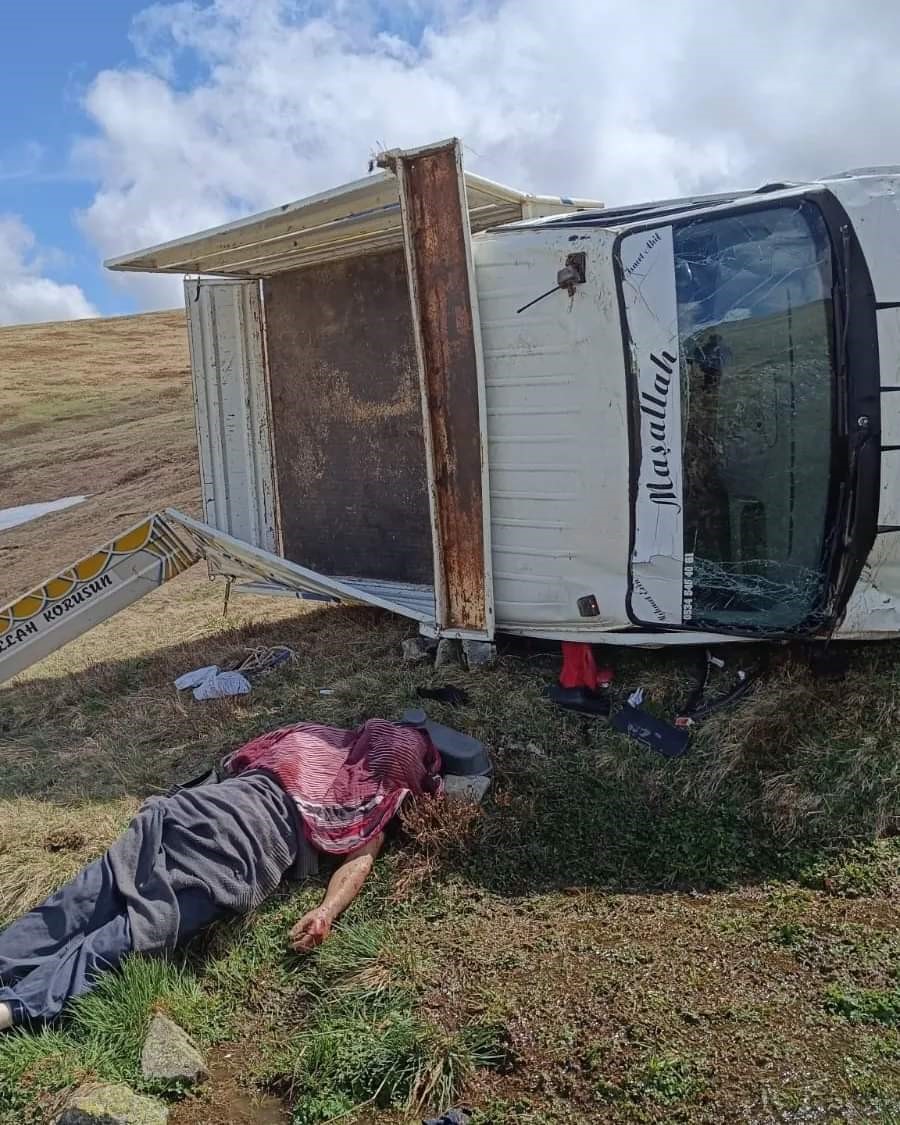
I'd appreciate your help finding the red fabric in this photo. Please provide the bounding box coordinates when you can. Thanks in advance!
[223,720,442,855]
[559,642,613,690]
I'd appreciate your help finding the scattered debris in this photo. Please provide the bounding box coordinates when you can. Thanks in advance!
[228,646,295,679]
[57,1082,168,1125]
[174,666,251,701]
[193,670,251,701]
[674,649,761,727]
[402,709,491,776]
[174,666,218,691]
[174,648,294,702]
[417,685,470,706]
[141,1013,208,1085]
[611,688,691,758]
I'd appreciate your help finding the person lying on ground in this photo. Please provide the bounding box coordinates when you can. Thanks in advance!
[0,718,442,1031]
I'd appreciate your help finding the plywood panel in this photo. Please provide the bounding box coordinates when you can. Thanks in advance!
[263,251,433,582]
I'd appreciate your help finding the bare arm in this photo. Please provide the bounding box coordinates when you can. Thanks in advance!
[288,832,384,952]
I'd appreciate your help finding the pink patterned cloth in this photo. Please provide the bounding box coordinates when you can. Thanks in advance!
[223,719,442,854]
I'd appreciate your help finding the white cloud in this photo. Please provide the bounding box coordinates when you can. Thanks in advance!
[0,216,97,326]
[76,0,900,308]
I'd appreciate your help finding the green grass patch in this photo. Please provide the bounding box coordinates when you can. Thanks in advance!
[246,902,509,1124]
[825,984,900,1027]
[0,954,233,1119]
[596,1053,710,1111]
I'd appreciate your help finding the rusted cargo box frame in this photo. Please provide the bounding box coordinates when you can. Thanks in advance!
[384,139,495,638]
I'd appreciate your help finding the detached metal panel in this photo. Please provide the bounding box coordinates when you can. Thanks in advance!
[389,138,495,639]
[184,279,279,552]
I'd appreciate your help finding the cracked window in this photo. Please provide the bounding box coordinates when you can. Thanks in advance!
[675,201,835,630]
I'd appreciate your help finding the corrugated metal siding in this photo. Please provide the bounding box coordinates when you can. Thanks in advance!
[185,280,278,552]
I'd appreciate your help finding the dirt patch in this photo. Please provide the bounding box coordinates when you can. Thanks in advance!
[169,1048,289,1125]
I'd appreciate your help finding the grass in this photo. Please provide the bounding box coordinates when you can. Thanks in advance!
[1,553,900,1121]
[0,594,895,1120]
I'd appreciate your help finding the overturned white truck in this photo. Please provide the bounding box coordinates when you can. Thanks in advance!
[3,138,900,685]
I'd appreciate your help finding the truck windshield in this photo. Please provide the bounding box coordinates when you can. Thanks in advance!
[675,202,835,631]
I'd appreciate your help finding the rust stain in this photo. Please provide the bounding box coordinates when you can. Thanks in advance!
[402,143,487,631]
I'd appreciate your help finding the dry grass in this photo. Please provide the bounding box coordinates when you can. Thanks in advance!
[0,309,196,603]
[393,795,485,900]
[0,797,138,923]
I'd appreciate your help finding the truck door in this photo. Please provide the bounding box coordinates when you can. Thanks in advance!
[184,278,279,553]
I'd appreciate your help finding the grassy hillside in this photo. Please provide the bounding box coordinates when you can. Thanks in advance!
[0,310,198,603]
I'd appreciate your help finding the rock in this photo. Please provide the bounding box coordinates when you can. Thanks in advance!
[58,1082,168,1125]
[401,636,432,663]
[443,773,491,803]
[140,1013,207,1084]
[434,638,462,668]
[462,639,497,669]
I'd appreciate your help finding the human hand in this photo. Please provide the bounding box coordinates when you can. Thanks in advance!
[289,907,332,953]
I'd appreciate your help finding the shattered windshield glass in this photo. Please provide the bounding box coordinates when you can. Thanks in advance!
[675,202,835,631]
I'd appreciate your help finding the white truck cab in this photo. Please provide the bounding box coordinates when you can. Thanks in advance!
[479,171,897,643]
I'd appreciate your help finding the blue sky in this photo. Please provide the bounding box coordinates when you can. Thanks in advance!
[1,2,154,315]
[2,1,900,325]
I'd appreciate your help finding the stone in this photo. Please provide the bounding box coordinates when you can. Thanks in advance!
[401,637,432,663]
[140,1013,208,1084]
[434,638,462,668]
[443,773,491,803]
[462,639,497,669]
[57,1083,168,1125]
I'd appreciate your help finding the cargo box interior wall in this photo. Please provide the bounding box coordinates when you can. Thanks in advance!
[262,249,433,585]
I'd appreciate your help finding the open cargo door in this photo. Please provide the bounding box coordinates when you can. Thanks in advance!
[383,138,495,640]
[166,510,436,621]
[185,278,279,553]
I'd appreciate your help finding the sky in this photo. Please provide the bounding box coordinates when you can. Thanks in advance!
[2,0,900,325]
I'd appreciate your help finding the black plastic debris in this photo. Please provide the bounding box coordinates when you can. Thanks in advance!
[611,702,690,758]
[674,649,762,727]
[401,709,491,776]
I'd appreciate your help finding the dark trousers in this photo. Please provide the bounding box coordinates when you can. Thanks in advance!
[0,852,221,1024]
